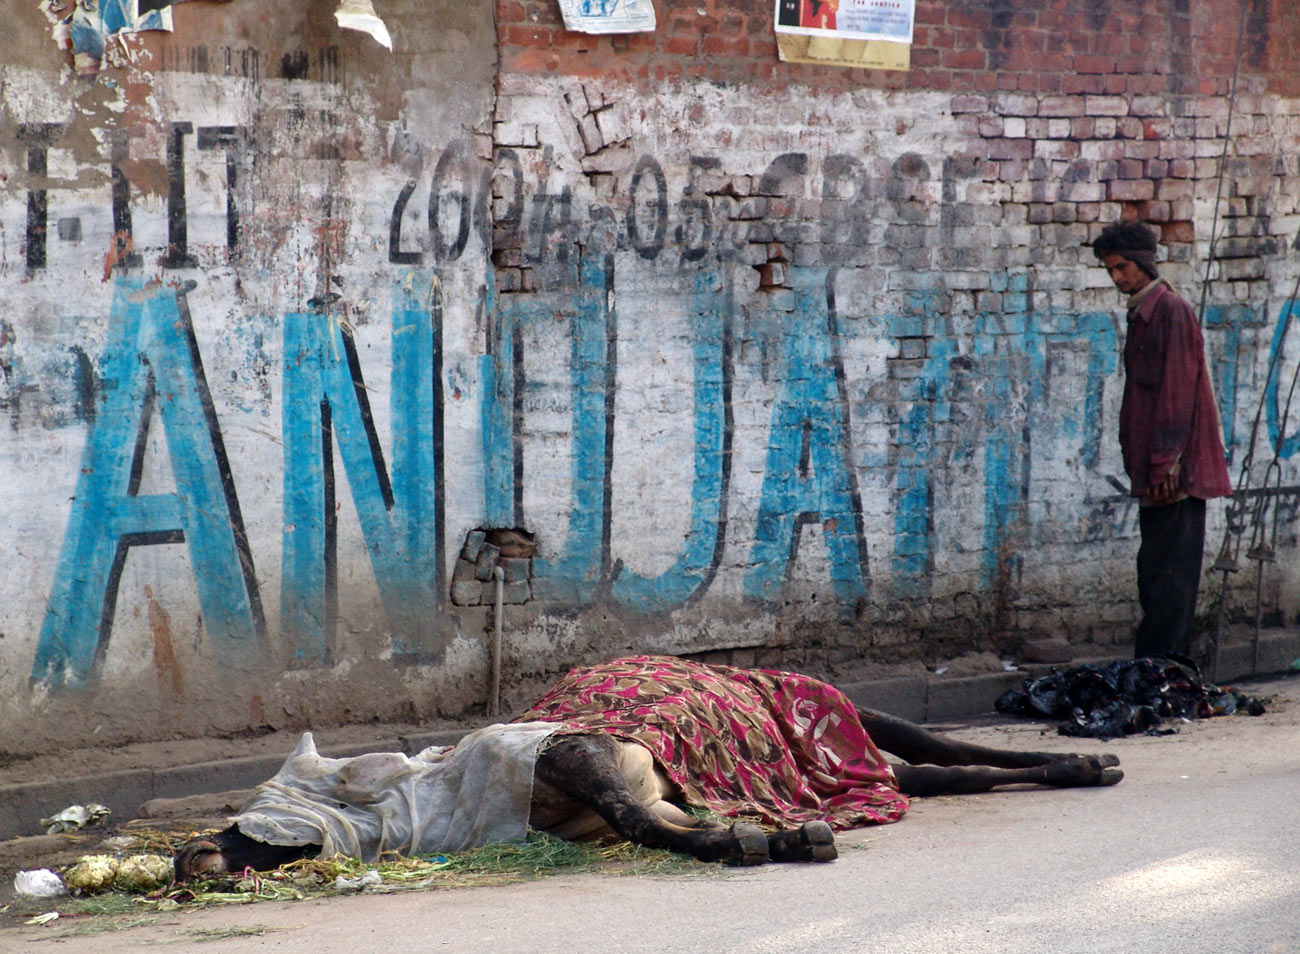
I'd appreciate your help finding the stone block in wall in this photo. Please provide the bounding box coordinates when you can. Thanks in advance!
[1129,95,1168,117]
[451,581,482,606]
[577,114,602,154]
[1035,140,1080,161]
[1093,117,1118,138]
[1220,258,1266,281]
[1086,95,1129,117]
[1039,96,1085,117]
[462,530,487,562]
[992,92,1038,117]
[950,95,990,114]
[944,271,992,291]
[1115,117,1143,139]
[501,580,531,604]
[1075,202,1102,223]
[1108,179,1155,201]
[594,103,632,146]
[493,121,539,147]
[1052,203,1077,223]
[1139,200,1171,222]
[988,139,1033,161]
[1195,117,1221,140]
[500,557,530,583]
[453,559,477,583]
[474,543,502,580]
[1117,158,1145,179]
[897,337,926,360]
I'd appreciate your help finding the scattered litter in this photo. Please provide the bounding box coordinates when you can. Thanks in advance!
[14,869,67,899]
[933,666,949,675]
[1001,660,1018,671]
[40,803,110,834]
[994,656,1268,739]
[25,912,60,926]
[334,870,383,894]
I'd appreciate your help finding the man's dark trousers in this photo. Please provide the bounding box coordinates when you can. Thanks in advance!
[1134,496,1207,660]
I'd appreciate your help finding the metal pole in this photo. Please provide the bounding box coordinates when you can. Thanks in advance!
[489,566,505,717]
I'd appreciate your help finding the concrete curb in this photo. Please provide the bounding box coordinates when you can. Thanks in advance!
[2,631,1296,843]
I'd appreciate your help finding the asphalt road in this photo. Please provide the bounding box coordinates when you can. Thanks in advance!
[6,674,1298,954]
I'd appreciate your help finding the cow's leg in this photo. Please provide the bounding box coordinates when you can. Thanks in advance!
[535,735,769,865]
[894,756,1123,796]
[175,826,314,879]
[856,706,1121,770]
[649,795,836,863]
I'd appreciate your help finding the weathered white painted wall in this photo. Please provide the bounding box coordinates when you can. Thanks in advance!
[4,0,1300,755]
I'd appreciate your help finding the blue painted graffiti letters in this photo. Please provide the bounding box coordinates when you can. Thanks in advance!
[33,278,267,687]
[744,268,870,607]
[281,274,444,664]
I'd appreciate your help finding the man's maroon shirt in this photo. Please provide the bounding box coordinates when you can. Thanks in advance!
[1119,281,1232,500]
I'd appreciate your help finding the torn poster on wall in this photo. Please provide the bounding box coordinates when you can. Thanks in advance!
[556,0,655,34]
[773,0,912,71]
[335,0,392,50]
[39,0,223,77]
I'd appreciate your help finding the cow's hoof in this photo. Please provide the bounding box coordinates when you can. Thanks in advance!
[174,838,228,880]
[726,822,770,866]
[1045,756,1125,788]
[767,821,837,862]
[799,821,837,862]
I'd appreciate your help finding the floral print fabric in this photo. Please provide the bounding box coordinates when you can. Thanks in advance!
[516,655,909,830]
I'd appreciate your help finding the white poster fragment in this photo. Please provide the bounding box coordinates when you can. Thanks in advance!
[773,0,913,70]
[557,0,655,34]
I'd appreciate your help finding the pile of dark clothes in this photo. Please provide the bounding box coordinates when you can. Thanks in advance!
[994,656,1267,739]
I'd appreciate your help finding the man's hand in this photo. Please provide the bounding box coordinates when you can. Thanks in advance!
[1149,459,1182,504]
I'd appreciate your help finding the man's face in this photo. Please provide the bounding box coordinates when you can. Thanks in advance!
[1101,253,1151,295]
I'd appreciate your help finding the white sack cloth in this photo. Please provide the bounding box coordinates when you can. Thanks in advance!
[231,722,560,861]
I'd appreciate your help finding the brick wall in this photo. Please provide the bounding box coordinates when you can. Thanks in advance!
[485,0,1300,678]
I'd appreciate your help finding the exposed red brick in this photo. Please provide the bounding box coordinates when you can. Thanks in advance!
[504,25,553,47]
[1063,74,1103,94]
[944,49,988,70]
[664,34,698,55]
[497,0,526,22]
[1073,54,1115,74]
[912,48,941,68]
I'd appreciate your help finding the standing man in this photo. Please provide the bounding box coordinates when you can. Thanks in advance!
[1092,220,1232,661]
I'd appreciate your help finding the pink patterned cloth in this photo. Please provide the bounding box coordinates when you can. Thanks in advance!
[516,655,909,830]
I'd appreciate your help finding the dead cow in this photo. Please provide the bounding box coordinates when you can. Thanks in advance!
[176,655,1121,875]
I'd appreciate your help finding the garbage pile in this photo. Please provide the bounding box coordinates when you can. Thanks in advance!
[995,657,1267,739]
